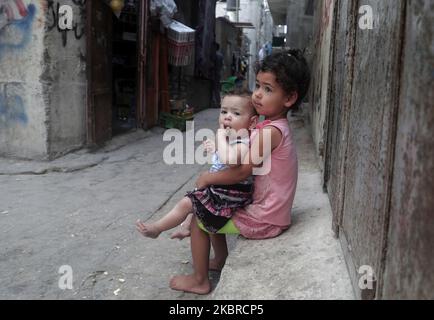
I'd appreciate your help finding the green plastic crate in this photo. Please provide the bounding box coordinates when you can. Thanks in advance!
[160,112,194,131]
[221,76,238,94]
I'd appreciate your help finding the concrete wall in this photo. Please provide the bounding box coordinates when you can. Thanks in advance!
[216,0,227,19]
[42,0,87,158]
[0,1,48,159]
[216,1,274,91]
[261,2,273,46]
[0,0,88,160]
[216,18,242,80]
[238,0,258,91]
[310,0,434,299]
[285,0,313,50]
[309,0,335,169]
[238,0,273,91]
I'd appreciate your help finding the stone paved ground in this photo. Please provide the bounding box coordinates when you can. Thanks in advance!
[0,108,353,300]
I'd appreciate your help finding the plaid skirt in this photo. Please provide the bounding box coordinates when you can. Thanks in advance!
[186,183,254,233]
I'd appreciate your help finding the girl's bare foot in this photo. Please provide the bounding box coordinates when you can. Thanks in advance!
[209,258,226,272]
[170,226,191,240]
[169,274,211,295]
[136,220,161,239]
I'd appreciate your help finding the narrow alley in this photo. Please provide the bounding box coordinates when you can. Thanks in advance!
[0,0,433,301]
[0,108,352,299]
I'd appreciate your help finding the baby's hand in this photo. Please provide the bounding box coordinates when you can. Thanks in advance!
[218,123,232,136]
[203,139,216,154]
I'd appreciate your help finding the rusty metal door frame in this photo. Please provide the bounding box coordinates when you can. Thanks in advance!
[137,0,149,129]
[323,0,341,194]
[85,0,94,144]
[85,0,113,145]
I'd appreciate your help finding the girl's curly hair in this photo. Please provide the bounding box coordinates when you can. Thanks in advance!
[256,49,311,108]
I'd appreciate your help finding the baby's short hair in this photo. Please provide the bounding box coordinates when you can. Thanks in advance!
[222,88,257,116]
[223,87,253,100]
[256,49,311,108]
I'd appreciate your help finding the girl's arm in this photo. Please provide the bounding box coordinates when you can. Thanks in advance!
[197,163,253,188]
[196,126,282,188]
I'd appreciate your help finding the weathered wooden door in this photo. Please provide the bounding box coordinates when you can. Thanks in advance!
[86,0,112,144]
[381,0,434,299]
[319,0,433,299]
[145,30,161,129]
[137,0,149,129]
[324,0,357,236]
[338,0,405,300]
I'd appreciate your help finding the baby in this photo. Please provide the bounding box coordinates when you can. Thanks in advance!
[136,89,258,239]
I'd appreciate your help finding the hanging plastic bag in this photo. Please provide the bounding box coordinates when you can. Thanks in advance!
[150,0,177,27]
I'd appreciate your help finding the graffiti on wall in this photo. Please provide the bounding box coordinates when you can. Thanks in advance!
[0,0,37,55]
[0,0,31,29]
[46,0,86,47]
[0,0,87,54]
[0,92,28,127]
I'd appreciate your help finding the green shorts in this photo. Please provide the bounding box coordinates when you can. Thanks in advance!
[197,218,240,235]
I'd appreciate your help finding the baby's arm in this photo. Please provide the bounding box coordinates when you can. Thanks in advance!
[196,126,282,188]
[197,163,253,188]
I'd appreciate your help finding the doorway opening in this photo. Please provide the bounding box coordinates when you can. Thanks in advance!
[111,1,139,136]
[87,0,147,145]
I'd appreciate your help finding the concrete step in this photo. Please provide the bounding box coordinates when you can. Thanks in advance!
[212,117,354,300]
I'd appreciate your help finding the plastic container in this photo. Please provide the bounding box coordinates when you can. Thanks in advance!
[167,20,195,43]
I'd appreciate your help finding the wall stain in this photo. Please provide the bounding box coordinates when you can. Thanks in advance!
[0,93,28,127]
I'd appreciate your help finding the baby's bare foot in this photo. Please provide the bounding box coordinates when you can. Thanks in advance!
[170,227,191,240]
[136,220,161,239]
[169,275,211,295]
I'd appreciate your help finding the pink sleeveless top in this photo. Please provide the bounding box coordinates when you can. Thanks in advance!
[233,118,298,239]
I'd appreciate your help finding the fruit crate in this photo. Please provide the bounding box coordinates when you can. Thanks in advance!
[168,38,195,66]
[167,20,195,66]
[160,112,194,131]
